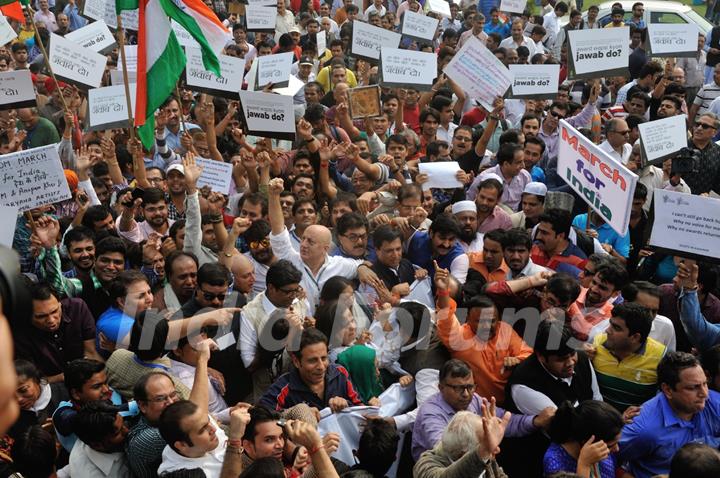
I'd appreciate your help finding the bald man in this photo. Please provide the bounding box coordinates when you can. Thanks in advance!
[599,118,632,165]
[267,178,383,312]
[230,254,255,299]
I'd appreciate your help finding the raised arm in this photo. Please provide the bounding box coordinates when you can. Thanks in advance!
[100,134,126,186]
[475,97,503,157]
[268,177,287,235]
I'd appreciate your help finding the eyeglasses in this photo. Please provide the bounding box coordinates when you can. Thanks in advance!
[443,383,476,394]
[341,233,367,242]
[148,177,165,184]
[278,285,303,295]
[454,136,472,143]
[200,289,226,302]
[148,390,179,403]
[611,130,630,136]
[695,122,716,130]
[250,238,270,249]
[550,111,565,119]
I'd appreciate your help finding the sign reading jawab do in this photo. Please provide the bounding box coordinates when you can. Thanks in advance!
[558,120,638,235]
[567,27,629,79]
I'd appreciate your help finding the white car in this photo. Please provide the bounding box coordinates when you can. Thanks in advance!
[560,0,713,34]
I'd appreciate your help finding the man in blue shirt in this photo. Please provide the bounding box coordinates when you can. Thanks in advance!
[483,8,510,39]
[572,210,631,260]
[407,213,467,283]
[618,351,720,478]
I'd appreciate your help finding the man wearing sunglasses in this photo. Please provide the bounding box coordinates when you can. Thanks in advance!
[681,112,720,195]
[599,118,632,165]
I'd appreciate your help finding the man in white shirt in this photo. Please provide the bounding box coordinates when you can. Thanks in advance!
[157,340,229,478]
[267,177,381,311]
[275,0,297,38]
[364,0,386,20]
[69,401,131,478]
[599,118,632,165]
[542,1,568,52]
[500,19,537,58]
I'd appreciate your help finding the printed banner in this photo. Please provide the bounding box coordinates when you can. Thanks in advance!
[238,90,295,140]
[350,20,401,61]
[196,158,234,194]
[567,27,629,79]
[508,64,559,99]
[379,48,436,90]
[48,33,108,89]
[185,47,245,98]
[638,114,688,166]
[65,20,117,54]
[647,23,698,58]
[401,11,439,44]
[558,120,637,235]
[245,5,276,31]
[87,83,137,130]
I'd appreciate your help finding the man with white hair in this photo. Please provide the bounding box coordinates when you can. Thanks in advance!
[413,409,510,478]
[267,178,382,311]
[452,201,484,253]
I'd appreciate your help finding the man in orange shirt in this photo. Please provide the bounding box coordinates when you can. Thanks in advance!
[434,262,533,406]
[572,261,629,341]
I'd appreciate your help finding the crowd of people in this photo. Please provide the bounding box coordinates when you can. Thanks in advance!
[2,0,720,477]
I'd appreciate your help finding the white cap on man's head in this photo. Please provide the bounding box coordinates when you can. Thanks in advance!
[451,200,477,215]
[523,182,547,197]
[167,164,185,176]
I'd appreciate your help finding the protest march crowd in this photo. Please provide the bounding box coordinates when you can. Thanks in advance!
[4,0,720,476]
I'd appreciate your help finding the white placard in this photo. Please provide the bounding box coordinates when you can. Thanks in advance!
[255,52,293,90]
[427,0,451,18]
[246,0,276,4]
[273,74,305,97]
[0,70,37,110]
[0,145,72,212]
[88,83,137,130]
[649,189,720,260]
[568,27,629,78]
[172,20,200,49]
[0,205,17,248]
[196,157,233,194]
[350,20,401,61]
[245,5,276,31]
[380,48,436,90]
[443,37,512,108]
[48,33,108,88]
[185,47,245,98]
[316,31,327,56]
[558,120,638,235]
[82,0,139,30]
[65,20,117,53]
[0,16,18,46]
[238,90,295,139]
[647,23,698,57]
[110,69,137,85]
[401,10,439,43]
[418,161,463,191]
[500,0,527,14]
[116,45,137,72]
[638,114,688,165]
[508,64,559,99]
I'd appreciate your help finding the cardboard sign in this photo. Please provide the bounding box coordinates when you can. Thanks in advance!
[0,70,37,110]
[567,27,629,79]
[426,0,450,18]
[48,33,108,89]
[245,5,276,32]
[638,114,688,166]
[255,52,293,90]
[647,23,698,58]
[87,83,137,130]
[65,20,117,54]
[0,145,72,211]
[185,47,245,98]
[508,64,559,99]
[558,120,637,235]
[350,20,401,61]
[443,36,512,109]
[238,90,295,140]
[500,0,527,14]
[115,45,137,72]
[401,10,439,43]
[348,85,381,119]
[110,69,137,85]
[196,157,234,194]
[81,0,139,30]
[0,15,18,46]
[379,48,436,90]
[649,189,720,261]
[172,20,200,49]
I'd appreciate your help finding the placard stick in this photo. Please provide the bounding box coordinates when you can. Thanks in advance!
[175,84,188,133]
[24,211,36,234]
[25,6,70,113]
[115,14,136,142]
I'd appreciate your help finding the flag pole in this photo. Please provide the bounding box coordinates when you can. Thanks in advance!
[175,83,188,133]
[25,5,70,113]
[115,14,137,142]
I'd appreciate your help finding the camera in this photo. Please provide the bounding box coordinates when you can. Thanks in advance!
[671,147,700,176]
[276,418,287,428]
[0,247,32,324]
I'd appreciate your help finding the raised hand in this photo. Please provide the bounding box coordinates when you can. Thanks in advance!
[230,217,252,237]
[268,177,284,196]
[297,118,313,140]
[578,435,610,469]
[433,260,450,290]
[182,152,203,188]
[33,215,60,249]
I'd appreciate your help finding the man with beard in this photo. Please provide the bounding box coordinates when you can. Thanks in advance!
[369,225,424,303]
[473,177,513,233]
[82,205,118,235]
[152,251,198,312]
[501,228,549,280]
[511,182,546,230]
[407,213,468,283]
[69,401,131,477]
[37,216,127,319]
[62,226,96,280]
[165,164,186,220]
[118,188,174,243]
[573,261,629,341]
[334,212,371,259]
[452,201,483,252]
[530,209,588,278]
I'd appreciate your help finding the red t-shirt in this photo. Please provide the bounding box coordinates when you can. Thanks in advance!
[404,104,420,134]
[460,107,486,127]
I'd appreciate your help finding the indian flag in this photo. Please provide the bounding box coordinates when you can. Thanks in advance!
[116,0,228,148]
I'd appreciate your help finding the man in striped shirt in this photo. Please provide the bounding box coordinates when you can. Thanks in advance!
[690,63,720,124]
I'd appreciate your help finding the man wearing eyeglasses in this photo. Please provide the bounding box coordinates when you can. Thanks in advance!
[599,118,632,165]
[411,359,550,461]
[682,112,720,195]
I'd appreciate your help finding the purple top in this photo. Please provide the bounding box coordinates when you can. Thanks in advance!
[544,442,617,478]
[411,391,537,460]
